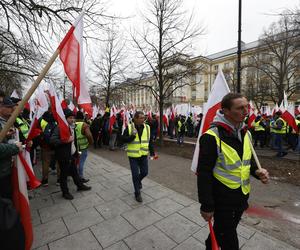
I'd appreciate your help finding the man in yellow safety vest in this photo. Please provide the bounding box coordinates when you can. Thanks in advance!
[122,111,154,202]
[197,93,269,250]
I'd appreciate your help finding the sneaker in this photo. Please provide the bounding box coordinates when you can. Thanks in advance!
[63,193,74,200]
[135,193,143,203]
[41,179,48,187]
[80,178,90,183]
[56,179,60,186]
[77,184,92,191]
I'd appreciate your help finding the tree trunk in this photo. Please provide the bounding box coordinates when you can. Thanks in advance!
[158,101,164,146]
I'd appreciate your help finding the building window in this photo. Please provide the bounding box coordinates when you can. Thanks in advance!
[214,65,219,71]
[224,63,229,68]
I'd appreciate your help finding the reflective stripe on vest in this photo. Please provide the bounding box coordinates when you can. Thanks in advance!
[205,127,252,195]
[75,122,89,151]
[16,117,29,139]
[40,119,48,132]
[127,123,150,158]
[254,121,265,132]
[274,118,287,134]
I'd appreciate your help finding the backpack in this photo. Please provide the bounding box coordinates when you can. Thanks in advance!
[43,123,56,145]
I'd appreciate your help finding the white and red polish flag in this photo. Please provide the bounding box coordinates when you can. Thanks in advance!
[247,100,257,128]
[122,109,130,134]
[272,103,279,116]
[295,105,300,116]
[68,100,78,113]
[282,103,299,133]
[109,105,117,134]
[163,110,169,127]
[26,86,49,141]
[12,151,33,250]
[58,12,92,117]
[191,69,230,173]
[48,83,71,142]
[12,132,40,250]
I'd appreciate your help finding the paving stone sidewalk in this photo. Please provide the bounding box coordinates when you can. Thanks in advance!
[30,152,297,250]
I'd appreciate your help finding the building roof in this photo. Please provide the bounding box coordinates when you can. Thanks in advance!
[206,40,259,60]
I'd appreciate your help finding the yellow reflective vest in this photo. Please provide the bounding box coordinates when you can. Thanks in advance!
[253,120,265,132]
[16,117,29,139]
[75,121,89,151]
[205,127,252,195]
[40,119,48,132]
[127,123,150,158]
[274,118,287,134]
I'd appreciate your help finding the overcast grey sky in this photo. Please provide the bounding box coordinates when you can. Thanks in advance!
[107,0,299,56]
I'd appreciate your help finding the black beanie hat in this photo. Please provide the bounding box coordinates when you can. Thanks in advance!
[63,108,74,118]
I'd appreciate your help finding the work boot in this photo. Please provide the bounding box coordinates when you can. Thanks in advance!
[135,193,143,203]
[80,178,90,183]
[63,192,74,200]
[77,184,91,191]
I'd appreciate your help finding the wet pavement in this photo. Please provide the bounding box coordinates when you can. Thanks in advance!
[29,152,298,249]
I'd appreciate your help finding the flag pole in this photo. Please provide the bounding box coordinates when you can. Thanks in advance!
[0,49,60,142]
[249,141,262,170]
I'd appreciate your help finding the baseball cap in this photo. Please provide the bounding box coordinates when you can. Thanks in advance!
[0,97,17,107]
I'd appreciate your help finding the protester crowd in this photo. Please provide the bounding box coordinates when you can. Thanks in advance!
[0,87,299,250]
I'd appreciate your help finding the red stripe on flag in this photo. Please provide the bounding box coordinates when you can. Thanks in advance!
[12,162,33,250]
[200,102,221,135]
[59,32,81,97]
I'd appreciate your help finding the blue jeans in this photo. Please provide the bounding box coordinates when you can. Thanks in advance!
[78,149,88,178]
[274,134,286,155]
[129,156,148,195]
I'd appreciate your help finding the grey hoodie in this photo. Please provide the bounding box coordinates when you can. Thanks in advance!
[210,110,245,142]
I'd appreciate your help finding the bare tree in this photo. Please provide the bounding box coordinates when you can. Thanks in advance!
[131,0,204,143]
[92,22,128,107]
[244,65,272,108]
[0,0,110,87]
[246,13,300,104]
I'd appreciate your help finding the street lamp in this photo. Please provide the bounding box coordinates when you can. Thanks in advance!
[237,0,242,93]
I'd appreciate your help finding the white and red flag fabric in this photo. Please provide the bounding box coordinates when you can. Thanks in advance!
[122,109,130,134]
[10,89,20,98]
[163,110,169,127]
[247,100,256,128]
[12,133,40,250]
[295,105,300,116]
[191,69,230,173]
[170,105,175,121]
[48,83,71,142]
[68,100,78,113]
[272,103,279,116]
[58,12,92,117]
[109,105,117,134]
[12,151,33,250]
[282,103,298,133]
[26,86,49,141]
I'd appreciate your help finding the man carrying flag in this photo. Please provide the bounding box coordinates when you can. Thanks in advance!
[196,93,269,250]
[0,96,26,250]
[50,108,91,200]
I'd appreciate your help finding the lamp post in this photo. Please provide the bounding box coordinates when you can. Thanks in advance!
[237,0,242,93]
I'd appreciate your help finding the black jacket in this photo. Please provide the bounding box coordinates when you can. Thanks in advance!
[197,123,259,213]
[50,125,78,161]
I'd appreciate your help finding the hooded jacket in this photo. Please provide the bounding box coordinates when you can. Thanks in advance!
[197,110,259,212]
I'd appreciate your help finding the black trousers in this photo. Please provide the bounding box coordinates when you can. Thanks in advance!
[205,209,243,250]
[57,158,82,194]
[0,216,25,250]
[0,176,25,250]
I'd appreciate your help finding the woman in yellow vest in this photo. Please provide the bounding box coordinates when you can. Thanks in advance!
[121,111,154,202]
[197,93,269,250]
